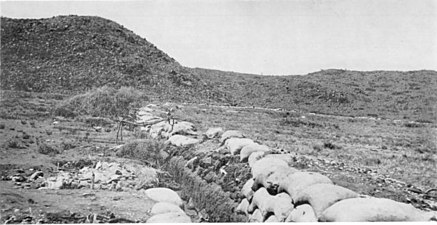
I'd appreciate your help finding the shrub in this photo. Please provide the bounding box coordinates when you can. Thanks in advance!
[53,86,147,118]
[37,142,60,155]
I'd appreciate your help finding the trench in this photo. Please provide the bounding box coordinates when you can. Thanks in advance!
[125,140,252,222]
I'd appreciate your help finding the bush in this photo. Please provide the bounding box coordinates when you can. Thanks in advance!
[53,86,147,118]
[37,142,60,155]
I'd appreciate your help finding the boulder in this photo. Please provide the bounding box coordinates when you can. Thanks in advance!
[144,188,183,207]
[320,197,437,222]
[224,138,255,155]
[165,135,200,147]
[293,183,359,218]
[146,212,191,223]
[150,202,185,215]
[204,127,224,139]
[285,204,317,222]
[240,143,270,162]
[277,172,333,200]
[220,130,245,145]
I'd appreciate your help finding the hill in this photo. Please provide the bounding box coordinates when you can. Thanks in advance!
[0,16,229,103]
[193,68,437,121]
[1,15,436,121]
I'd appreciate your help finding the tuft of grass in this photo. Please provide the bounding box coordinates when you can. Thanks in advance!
[53,86,147,119]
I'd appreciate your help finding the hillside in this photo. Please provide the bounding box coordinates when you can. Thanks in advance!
[0,16,229,103]
[1,15,436,121]
[194,68,437,121]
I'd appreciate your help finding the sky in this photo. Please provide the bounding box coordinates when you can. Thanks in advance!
[1,0,436,75]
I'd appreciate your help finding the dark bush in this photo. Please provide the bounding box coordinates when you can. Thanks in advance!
[37,142,60,155]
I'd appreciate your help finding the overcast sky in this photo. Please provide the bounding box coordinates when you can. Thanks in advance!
[1,0,436,75]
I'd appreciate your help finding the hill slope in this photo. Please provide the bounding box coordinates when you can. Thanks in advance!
[0,16,229,103]
[1,16,436,121]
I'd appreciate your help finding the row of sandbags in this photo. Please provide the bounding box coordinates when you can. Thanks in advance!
[145,187,192,223]
[215,130,437,222]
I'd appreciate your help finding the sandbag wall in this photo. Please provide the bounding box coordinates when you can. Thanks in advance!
[220,129,437,222]
[140,108,436,222]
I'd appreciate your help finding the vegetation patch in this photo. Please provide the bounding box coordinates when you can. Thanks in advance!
[53,86,147,118]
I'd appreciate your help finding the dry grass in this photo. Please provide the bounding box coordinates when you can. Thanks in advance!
[176,103,437,189]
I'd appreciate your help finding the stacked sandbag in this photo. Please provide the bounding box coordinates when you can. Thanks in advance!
[226,128,437,222]
[145,187,192,223]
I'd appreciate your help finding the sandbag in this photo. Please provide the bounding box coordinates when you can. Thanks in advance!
[235,198,250,216]
[240,143,270,162]
[248,209,264,222]
[220,130,245,145]
[293,183,359,218]
[251,157,289,178]
[146,212,191,223]
[241,178,255,201]
[144,188,183,207]
[248,188,294,222]
[277,172,333,200]
[285,204,317,222]
[150,202,184,215]
[224,138,255,155]
[252,166,299,193]
[248,151,267,168]
[320,197,437,222]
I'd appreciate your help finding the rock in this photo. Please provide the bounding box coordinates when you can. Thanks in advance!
[286,204,317,222]
[144,188,183,207]
[146,212,191,223]
[204,127,224,139]
[220,130,245,145]
[11,175,26,182]
[44,176,64,189]
[29,171,44,180]
[78,180,90,189]
[240,143,270,162]
[320,197,437,222]
[293,183,359,218]
[150,202,185,215]
[277,172,333,200]
[184,157,198,170]
[200,157,212,167]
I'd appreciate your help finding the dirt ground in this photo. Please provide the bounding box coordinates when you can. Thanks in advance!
[0,90,436,223]
[0,91,201,223]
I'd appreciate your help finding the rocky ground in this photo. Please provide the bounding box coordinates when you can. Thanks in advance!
[0,90,436,223]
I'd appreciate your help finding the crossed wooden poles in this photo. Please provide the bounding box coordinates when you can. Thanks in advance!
[115,117,165,144]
